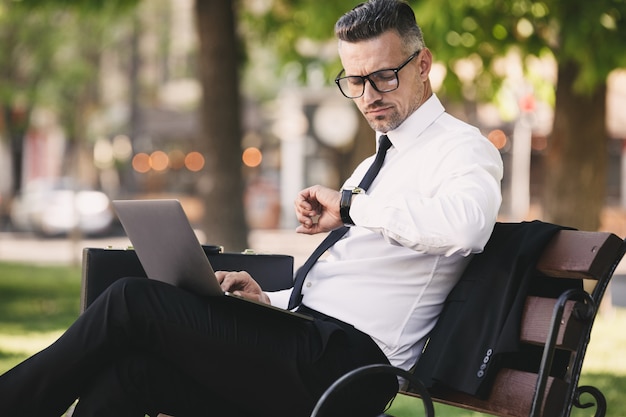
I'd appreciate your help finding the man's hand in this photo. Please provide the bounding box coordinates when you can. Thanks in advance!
[294,185,343,234]
[215,271,270,304]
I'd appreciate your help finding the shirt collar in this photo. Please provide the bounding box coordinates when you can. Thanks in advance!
[376,94,445,152]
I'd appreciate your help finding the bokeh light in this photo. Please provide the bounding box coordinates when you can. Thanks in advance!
[112,135,133,161]
[185,151,205,172]
[132,150,206,173]
[132,153,151,173]
[487,129,508,150]
[242,147,263,168]
[150,150,169,172]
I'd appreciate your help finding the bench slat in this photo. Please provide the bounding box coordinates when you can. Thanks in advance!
[536,231,623,280]
[520,296,584,351]
[402,368,567,417]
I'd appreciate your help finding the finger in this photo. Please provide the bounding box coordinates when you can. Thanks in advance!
[297,216,315,231]
[295,199,313,214]
[214,270,227,284]
[219,271,242,292]
[296,223,319,234]
[230,290,261,303]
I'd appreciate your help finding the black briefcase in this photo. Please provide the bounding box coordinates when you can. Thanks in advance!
[80,245,294,312]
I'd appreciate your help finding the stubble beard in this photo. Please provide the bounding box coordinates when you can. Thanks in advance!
[366,108,404,133]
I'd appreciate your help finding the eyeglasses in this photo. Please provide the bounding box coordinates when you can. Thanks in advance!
[335,50,421,99]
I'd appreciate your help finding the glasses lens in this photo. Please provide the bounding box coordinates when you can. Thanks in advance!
[370,70,399,92]
[336,70,400,98]
[338,76,365,98]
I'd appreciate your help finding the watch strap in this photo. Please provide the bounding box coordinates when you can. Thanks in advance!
[339,187,363,226]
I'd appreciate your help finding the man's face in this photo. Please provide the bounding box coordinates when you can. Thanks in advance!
[338,30,431,133]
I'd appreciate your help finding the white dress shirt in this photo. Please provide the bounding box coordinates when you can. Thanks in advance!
[269,94,503,370]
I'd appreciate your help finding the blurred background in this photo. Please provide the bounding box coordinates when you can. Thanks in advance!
[0,0,625,250]
[1,2,626,410]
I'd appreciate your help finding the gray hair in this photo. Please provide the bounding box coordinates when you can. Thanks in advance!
[335,0,426,53]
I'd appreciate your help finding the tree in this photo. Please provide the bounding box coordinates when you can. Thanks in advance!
[413,0,626,231]
[245,0,626,232]
[0,2,66,196]
[195,0,248,250]
[0,1,136,196]
[5,0,249,250]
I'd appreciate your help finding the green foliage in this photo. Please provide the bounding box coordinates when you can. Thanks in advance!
[0,1,61,104]
[0,0,137,150]
[242,0,626,97]
[8,0,139,13]
[412,0,626,96]
[240,0,358,83]
[0,0,135,110]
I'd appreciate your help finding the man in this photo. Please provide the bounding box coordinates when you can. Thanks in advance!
[0,1,502,416]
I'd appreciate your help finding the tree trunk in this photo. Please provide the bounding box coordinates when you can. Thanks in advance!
[3,104,30,197]
[194,0,248,251]
[543,60,608,231]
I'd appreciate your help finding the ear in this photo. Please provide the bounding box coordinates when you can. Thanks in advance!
[418,48,433,82]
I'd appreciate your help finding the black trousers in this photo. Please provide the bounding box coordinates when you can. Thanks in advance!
[0,277,396,417]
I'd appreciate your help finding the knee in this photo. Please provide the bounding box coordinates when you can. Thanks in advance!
[103,276,149,299]
[87,277,168,329]
[104,276,183,311]
[94,276,154,312]
[109,276,150,291]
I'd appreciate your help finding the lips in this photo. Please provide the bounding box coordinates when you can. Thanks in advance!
[366,105,392,117]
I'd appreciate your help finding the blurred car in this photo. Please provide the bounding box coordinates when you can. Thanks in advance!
[10,178,114,236]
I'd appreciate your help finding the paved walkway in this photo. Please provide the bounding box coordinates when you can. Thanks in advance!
[3,199,626,267]
[2,223,626,269]
[1,222,625,307]
[0,229,326,270]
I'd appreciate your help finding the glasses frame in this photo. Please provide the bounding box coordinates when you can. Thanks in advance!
[335,50,421,99]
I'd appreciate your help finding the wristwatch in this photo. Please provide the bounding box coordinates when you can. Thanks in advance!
[340,187,364,226]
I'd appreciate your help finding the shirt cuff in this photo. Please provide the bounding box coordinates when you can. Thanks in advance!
[266,288,292,309]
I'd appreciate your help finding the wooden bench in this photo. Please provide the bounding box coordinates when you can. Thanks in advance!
[312,229,626,417]
[81,226,626,417]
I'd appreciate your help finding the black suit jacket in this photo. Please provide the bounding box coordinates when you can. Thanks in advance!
[413,221,578,397]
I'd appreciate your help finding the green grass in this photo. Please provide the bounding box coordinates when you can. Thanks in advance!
[0,261,624,416]
[0,262,81,371]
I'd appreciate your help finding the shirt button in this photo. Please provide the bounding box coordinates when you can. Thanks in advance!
[306,282,312,287]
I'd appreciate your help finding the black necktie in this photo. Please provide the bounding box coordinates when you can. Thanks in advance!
[288,135,393,309]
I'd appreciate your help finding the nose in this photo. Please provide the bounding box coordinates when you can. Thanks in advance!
[361,78,382,104]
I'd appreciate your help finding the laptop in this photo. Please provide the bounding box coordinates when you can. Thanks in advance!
[112,199,313,321]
